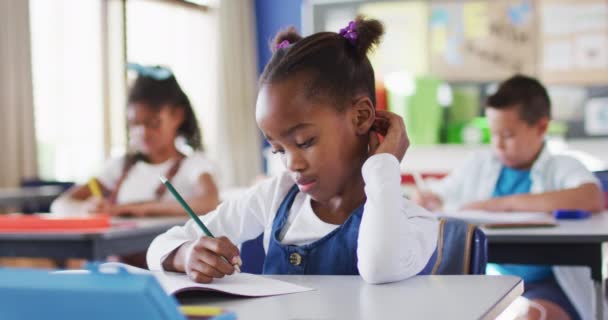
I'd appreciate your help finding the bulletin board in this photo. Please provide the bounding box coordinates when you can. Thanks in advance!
[428,0,537,82]
[538,0,608,85]
[359,1,429,77]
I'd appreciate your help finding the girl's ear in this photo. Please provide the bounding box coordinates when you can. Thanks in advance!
[351,96,375,135]
[169,105,185,128]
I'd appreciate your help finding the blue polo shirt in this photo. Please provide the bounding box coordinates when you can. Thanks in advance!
[488,166,553,283]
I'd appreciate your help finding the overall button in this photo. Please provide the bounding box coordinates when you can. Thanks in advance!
[289,252,302,266]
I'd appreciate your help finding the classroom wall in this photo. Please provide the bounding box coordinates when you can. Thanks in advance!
[241,1,302,274]
[254,0,302,172]
[254,0,302,74]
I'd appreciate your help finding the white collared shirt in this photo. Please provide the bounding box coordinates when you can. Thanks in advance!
[427,144,600,319]
[147,154,439,284]
[428,144,600,211]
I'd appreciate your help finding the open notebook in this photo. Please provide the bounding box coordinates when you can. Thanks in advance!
[439,210,557,228]
[61,262,313,297]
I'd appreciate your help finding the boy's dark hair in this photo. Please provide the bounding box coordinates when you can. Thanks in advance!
[260,16,384,111]
[128,70,203,150]
[486,74,551,125]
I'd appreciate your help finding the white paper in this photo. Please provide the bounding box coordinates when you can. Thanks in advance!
[439,210,556,226]
[157,271,313,297]
[99,262,314,297]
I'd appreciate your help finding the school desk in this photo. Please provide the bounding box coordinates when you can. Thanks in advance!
[178,275,523,320]
[484,210,608,320]
[0,185,63,210]
[0,217,186,261]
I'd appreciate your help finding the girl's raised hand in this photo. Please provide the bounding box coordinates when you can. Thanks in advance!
[368,110,410,162]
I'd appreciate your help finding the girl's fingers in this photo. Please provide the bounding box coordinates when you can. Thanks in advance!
[188,270,213,283]
[198,249,235,275]
[189,254,227,279]
[368,131,380,154]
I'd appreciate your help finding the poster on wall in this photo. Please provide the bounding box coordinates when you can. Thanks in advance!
[358,1,429,77]
[429,0,536,82]
[539,0,608,84]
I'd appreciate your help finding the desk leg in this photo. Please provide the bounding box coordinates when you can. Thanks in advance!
[575,244,603,320]
[592,244,604,320]
[596,282,604,320]
[92,239,104,261]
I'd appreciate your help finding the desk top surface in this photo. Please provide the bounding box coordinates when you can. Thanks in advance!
[4,211,608,243]
[484,211,608,243]
[179,275,523,320]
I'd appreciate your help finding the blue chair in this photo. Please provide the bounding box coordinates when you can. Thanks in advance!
[430,217,488,275]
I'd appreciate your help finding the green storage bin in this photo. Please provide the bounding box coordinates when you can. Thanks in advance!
[448,86,480,124]
[387,76,442,145]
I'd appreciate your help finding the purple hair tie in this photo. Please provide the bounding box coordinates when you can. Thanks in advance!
[339,21,358,44]
[277,40,290,50]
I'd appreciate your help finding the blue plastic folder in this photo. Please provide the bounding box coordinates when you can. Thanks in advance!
[0,264,186,320]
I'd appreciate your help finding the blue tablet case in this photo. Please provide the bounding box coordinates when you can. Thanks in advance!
[0,263,186,320]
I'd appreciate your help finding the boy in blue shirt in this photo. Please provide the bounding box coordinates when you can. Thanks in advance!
[414,75,604,320]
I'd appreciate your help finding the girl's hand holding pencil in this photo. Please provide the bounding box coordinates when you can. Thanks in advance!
[176,237,242,283]
[86,199,112,214]
[160,176,243,283]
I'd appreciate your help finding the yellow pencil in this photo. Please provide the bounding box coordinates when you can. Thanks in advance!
[88,178,103,199]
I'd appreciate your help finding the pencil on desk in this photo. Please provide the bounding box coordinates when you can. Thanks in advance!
[88,178,103,199]
[159,176,241,273]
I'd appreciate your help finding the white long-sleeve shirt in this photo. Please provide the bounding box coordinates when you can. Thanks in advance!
[147,154,439,284]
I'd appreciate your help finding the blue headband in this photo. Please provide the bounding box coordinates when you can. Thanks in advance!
[127,63,173,81]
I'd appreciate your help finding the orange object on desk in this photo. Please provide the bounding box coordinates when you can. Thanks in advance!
[0,214,111,232]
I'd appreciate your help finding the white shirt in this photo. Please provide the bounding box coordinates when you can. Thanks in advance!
[97,151,218,204]
[278,197,339,246]
[147,154,439,284]
[428,145,599,319]
[50,151,218,215]
[428,144,600,211]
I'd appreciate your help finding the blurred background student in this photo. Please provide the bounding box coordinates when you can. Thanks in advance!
[51,64,220,218]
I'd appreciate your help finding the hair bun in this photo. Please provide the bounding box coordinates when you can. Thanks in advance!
[270,27,302,53]
[350,16,384,57]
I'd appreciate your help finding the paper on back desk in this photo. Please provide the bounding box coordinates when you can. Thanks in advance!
[439,210,556,225]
